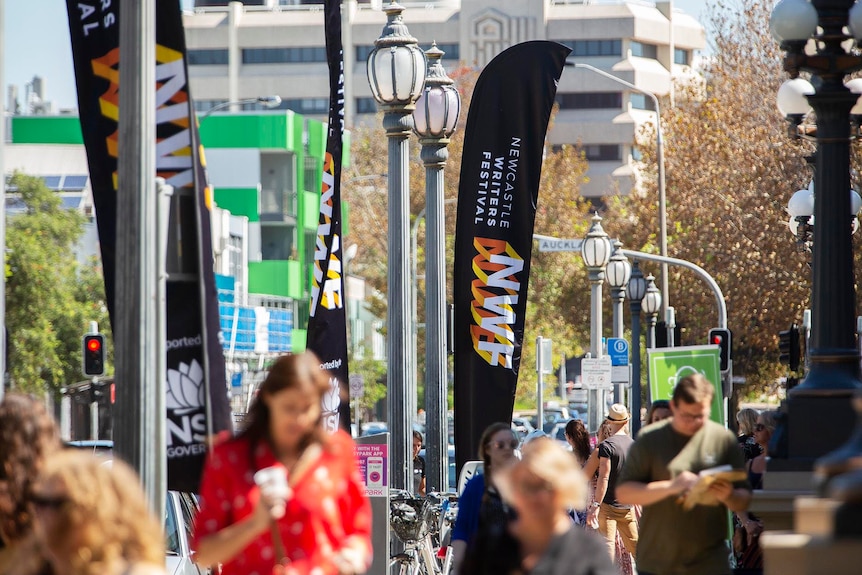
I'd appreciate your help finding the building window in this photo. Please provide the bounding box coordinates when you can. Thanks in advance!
[188,49,229,65]
[356,45,375,62]
[630,94,657,111]
[584,145,621,162]
[558,39,621,57]
[556,92,622,110]
[281,98,328,115]
[430,43,460,60]
[304,156,321,195]
[631,147,643,161]
[674,48,690,65]
[242,47,327,64]
[630,41,658,59]
[355,97,378,114]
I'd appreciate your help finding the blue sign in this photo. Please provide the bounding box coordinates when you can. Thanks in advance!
[608,338,629,366]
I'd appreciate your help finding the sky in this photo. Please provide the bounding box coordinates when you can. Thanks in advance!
[3,0,707,113]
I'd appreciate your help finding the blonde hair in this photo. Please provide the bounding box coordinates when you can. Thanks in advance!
[34,450,164,575]
[736,408,759,435]
[498,437,588,510]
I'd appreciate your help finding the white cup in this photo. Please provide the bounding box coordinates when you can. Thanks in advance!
[254,466,290,519]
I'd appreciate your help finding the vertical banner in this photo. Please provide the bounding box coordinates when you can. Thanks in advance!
[66,0,232,492]
[452,42,570,473]
[306,0,351,432]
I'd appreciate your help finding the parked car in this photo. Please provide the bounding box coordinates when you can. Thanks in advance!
[66,440,209,575]
[548,422,573,452]
[511,416,535,437]
[418,444,457,492]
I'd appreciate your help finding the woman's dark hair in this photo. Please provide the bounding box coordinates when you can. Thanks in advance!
[477,422,514,477]
[239,352,331,461]
[0,393,61,542]
[647,399,671,424]
[413,430,423,443]
[564,419,591,463]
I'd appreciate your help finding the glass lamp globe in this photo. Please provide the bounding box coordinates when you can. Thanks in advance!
[581,214,611,269]
[642,275,662,315]
[846,78,862,115]
[626,263,646,302]
[769,0,818,43]
[606,241,632,290]
[777,78,814,116]
[788,188,815,217]
[852,190,862,216]
[850,1,862,41]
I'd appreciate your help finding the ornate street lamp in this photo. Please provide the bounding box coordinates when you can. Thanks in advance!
[412,43,460,493]
[642,274,662,351]
[581,213,611,432]
[626,261,647,434]
[606,240,631,404]
[366,1,426,492]
[770,0,862,470]
[786,180,861,252]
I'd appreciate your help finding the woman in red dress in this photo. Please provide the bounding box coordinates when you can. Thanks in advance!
[193,352,372,575]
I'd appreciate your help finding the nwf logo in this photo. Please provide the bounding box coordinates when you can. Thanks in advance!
[470,237,524,368]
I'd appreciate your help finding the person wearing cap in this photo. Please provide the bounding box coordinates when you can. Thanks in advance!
[586,403,638,568]
[616,374,752,575]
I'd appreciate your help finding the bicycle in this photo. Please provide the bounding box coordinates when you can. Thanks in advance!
[389,490,458,575]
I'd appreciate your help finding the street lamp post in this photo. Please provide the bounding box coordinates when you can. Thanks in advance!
[199,95,282,120]
[571,62,670,343]
[770,0,862,469]
[366,1,426,492]
[606,240,631,404]
[412,43,460,493]
[642,274,662,409]
[626,261,647,434]
[581,214,612,432]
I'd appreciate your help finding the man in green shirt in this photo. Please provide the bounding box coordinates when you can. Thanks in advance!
[616,374,751,575]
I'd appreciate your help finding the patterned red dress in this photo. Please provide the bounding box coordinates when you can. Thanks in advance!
[193,430,372,575]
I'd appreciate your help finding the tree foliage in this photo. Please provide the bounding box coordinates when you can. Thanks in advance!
[5,173,112,396]
[608,0,817,394]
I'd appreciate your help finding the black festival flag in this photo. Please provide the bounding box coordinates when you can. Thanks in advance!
[66,0,232,492]
[306,0,350,432]
[452,41,570,473]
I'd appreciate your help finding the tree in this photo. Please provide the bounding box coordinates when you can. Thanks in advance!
[5,173,112,396]
[608,0,815,394]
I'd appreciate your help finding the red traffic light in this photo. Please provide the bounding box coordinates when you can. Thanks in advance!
[711,335,724,345]
[86,338,102,353]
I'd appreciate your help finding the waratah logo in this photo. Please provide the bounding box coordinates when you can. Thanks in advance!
[321,376,341,433]
[166,359,205,411]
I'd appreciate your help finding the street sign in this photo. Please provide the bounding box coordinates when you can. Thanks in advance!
[607,338,629,366]
[582,357,613,390]
[349,374,365,397]
[647,346,723,423]
[538,238,583,252]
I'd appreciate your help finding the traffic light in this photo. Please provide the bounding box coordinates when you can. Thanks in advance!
[708,328,732,372]
[778,324,800,372]
[82,334,106,377]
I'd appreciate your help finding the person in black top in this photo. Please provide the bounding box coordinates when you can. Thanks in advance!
[412,430,426,495]
[586,404,638,564]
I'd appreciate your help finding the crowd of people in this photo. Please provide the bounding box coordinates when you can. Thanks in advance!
[1,356,771,575]
[453,374,760,575]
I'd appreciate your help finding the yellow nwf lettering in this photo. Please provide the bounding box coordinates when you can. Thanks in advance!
[91,47,121,175]
[470,237,524,368]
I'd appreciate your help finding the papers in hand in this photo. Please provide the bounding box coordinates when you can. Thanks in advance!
[680,465,747,510]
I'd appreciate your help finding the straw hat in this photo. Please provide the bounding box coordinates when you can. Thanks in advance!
[606,403,630,423]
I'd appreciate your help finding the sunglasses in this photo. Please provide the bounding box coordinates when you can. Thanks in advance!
[30,494,69,510]
[754,423,767,432]
[491,440,519,450]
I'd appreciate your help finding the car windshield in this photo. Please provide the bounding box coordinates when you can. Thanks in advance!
[164,494,181,555]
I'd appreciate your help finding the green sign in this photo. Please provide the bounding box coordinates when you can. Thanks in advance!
[647,345,723,424]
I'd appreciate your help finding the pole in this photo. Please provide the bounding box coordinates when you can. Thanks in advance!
[385,104,414,492]
[630,299,643,435]
[411,207,425,427]
[0,0,5,400]
[114,0,164,516]
[537,336,545,432]
[666,306,676,348]
[611,285,625,404]
[588,269,605,433]
[422,137,448,493]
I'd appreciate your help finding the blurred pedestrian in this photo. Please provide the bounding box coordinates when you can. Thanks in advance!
[736,408,763,461]
[645,400,671,427]
[29,450,166,575]
[565,419,591,466]
[461,437,616,575]
[193,352,372,575]
[0,393,62,575]
[733,410,778,572]
[587,405,637,568]
[413,430,426,496]
[617,374,752,575]
[451,422,518,573]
